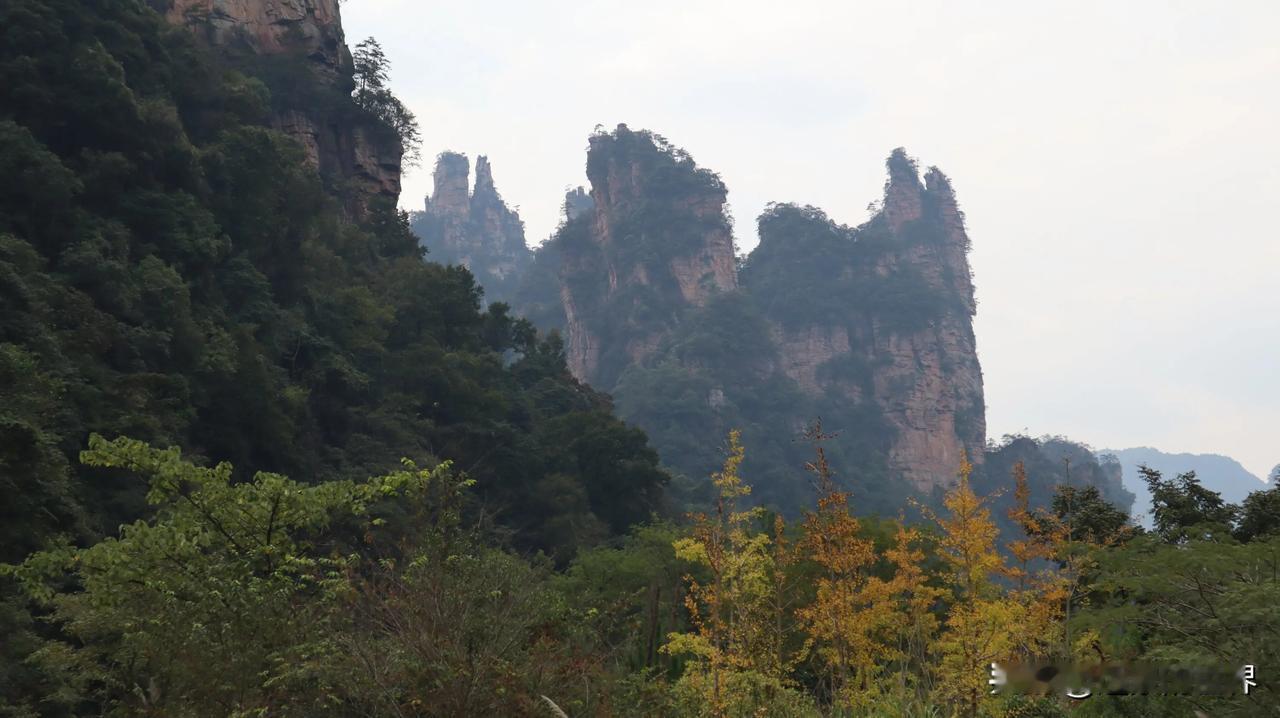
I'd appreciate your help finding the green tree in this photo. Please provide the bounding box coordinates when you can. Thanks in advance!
[1141,466,1237,543]
[1234,484,1280,542]
[352,37,421,165]
[4,435,447,716]
[663,431,814,717]
[1076,533,1280,717]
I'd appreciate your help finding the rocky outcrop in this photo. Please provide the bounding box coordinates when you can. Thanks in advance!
[414,153,531,305]
[770,324,853,396]
[883,148,925,232]
[155,0,346,73]
[507,128,985,500]
[537,131,985,496]
[153,0,402,213]
[556,125,738,384]
[867,317,984,491]
[870,152,985,488]
[763,152,982,491]
[563,187,594,221]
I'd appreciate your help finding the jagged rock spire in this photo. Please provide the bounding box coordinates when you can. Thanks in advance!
[430,151,470,212]
[563,187,593,221]
[474,155,496,198]
[558,125,738,384]
[883,147,925,232]
[417,152,530,305]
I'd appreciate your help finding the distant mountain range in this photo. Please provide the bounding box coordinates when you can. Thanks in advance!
[1099,447,1272,527]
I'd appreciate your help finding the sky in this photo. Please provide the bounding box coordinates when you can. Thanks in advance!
[343,0,1280,480]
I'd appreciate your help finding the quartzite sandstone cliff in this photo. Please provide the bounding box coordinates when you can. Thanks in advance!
[556,125,738,385]
[756,150,986,491]
[509,129,985,499]
[153,0,401,212]
[412,153,532,305]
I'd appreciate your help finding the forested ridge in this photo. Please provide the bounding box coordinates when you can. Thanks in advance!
[0,0,665,709]
[2,1,1280,717]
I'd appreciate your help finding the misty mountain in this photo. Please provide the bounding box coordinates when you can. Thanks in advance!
[1102,447,1269,526]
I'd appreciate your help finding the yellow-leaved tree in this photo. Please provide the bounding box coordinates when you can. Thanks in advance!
[663,430,814,717]
[1005,460,1070,661]
[795,423,903,711]
[927,454,1051,717]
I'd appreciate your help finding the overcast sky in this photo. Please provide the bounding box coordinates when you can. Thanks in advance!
[343,0,1279,480]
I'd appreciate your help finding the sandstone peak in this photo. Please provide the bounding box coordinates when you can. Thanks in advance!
[414,151,530,305]
[923,166,954,196]
[563,187,594,221]
[557,125,738,384]
[883,147,925,232]
[923,165,972,257]
[430,151,471,212]
[520,132,987,501]
[474,155,496,198]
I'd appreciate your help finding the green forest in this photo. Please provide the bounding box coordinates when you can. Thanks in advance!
[2,1,1278,716]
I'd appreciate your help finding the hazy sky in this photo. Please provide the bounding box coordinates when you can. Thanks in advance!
[343,1,1279,480]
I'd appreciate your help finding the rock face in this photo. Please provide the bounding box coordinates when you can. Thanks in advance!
[873,152,985,488]
[153,0,402,213]
[155,0,346,70]
[522,131,985,500]
[413,153,532,305]
[760,150,984,491]
[557,125,738,385]
[562,186,594,221]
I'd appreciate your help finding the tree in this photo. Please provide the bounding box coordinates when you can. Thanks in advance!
[1006,462,1138,678]
[794,423,898,710]
[1141,466,1237,543]
[1078,532,1280,716]
[4,435,447,716]
[352,37,422,165]
[352,38,390,96]
[928,455,1049,718]
[1235,484,1280,542]
[662,431,813,717]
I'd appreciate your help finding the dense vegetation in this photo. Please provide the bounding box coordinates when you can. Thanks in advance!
[612,290,903,515]
[0,0,665,709]
[6,430,1278,716]
[743,203,956,332]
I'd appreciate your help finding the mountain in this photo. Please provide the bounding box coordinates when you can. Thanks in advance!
[502,126,990,511]
[409,152,532,305]
[385,126,1132,519]
[1102,447,1269,526]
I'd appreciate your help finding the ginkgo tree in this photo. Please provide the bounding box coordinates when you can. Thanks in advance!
[926,454,1057,718]
[662,430,815,717]
[794,423,930,711]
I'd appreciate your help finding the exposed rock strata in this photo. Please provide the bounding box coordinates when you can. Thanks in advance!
[154,0,402,213]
